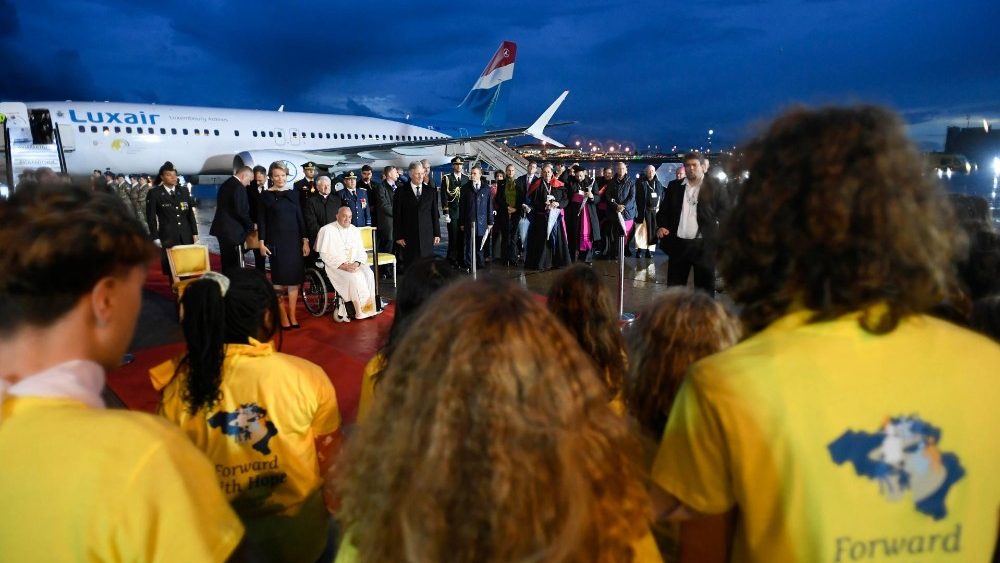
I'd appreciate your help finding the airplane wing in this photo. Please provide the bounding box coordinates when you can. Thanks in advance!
[314,91,569,157]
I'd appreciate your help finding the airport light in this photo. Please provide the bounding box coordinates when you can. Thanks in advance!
[992,156,1000,176]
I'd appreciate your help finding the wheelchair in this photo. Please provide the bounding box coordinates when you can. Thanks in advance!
[300,258,348,321]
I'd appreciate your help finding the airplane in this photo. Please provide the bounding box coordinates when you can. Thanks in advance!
[0,40,569,185]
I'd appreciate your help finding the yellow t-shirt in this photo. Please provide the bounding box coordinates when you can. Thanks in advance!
[356,352,385,424]
[333,529,664,562]
[0,396,244,562]
[652,311,1000,562]
[153,338,341,563]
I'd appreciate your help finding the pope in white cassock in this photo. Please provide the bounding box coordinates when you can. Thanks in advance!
[315,206,379,320]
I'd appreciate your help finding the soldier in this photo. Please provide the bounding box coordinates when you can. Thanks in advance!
[146,161,199,275]
[338,171,370,228]
[129,174,151,234]
[440,156,466,266]
[293,161,318,208]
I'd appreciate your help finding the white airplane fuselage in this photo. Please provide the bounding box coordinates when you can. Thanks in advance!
[33,101,455,180]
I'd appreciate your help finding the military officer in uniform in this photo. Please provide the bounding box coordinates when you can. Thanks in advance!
[293,161,318,208]
[145,161,199,275]
[440,156,466,266]
[338,171,371,228]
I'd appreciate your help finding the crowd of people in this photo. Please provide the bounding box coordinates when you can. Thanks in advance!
[2,104,1000,562]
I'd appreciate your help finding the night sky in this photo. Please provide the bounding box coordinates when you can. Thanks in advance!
[2,0,998,151]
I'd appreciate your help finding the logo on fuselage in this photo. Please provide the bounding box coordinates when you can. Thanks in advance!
[68,109,159,125]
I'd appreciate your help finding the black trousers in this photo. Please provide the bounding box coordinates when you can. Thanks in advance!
[665,238,715,295]
[218,240,243,274]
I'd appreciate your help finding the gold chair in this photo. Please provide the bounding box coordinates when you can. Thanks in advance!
[358,226,396,285]
[165,244,211,298]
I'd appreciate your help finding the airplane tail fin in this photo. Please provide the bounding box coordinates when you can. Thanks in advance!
[436,41,516,129]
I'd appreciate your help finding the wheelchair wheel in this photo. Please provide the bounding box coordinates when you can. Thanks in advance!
[301,267,329,317]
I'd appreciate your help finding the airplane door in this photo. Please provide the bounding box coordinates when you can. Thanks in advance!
[290,128,301,146]
[0,102,32,144]
[275,128,285,146]
[57,123,76,152]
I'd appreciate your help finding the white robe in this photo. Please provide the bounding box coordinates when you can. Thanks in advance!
[315,222,378,319]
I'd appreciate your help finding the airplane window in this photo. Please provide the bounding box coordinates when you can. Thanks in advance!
[339,133,344,139]
[114,127,121,133]
[268,131,274,138]
[183,129,188,135]
[78,125,85,133]
[90,126,97,133]
[194,129,200,135]
[234,130,239,137]
[253,131,258,138]
[277,132,283,138]
[126,127,133,134]
[354,134,359,139]
[171,128,177,135]
[325,133,330,139]
[291,131,297,138]
[103,126,109,134]
[310,132,315,139]
[214,130,220,136]
[160,128,166,134]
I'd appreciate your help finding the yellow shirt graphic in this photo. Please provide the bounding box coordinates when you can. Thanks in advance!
[0,396,244,562]
[153,338,341,563]
[652,311,1000,562]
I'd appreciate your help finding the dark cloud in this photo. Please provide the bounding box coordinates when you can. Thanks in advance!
[3,0,1000,151]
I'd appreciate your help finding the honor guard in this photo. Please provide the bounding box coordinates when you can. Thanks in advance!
[441,156,466,266]
[145,161,199,275]
[294,161,318,207]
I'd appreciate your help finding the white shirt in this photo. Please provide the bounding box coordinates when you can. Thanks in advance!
[677,179,701,240]
[411,183,422,197]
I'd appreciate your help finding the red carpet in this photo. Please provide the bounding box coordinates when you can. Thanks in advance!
[107,261,393,424]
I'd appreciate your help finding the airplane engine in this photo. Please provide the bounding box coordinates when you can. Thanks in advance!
[234,151,313,184]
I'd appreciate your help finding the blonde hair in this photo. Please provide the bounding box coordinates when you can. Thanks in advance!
[335,278,650,562]
[624,287,741,440]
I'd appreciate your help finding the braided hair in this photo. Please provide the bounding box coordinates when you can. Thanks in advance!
[178,270,280,413]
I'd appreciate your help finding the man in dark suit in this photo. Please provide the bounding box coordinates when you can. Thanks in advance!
[655,151,730,295]
[304,176,342,248]
[605,162,637,258]
[458,166,494,270]
[146,161,199,275]
[246,165,267,273]
[209,166,253,273]
[339,171,370,227]
[513,161,538,259]
[371,165,398,254]
[293,161,318,208]
[394,161,440,269]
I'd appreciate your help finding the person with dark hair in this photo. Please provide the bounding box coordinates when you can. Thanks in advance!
[294,161,318,208]
[210,165,254,272]
[259,161,310,329]
[547,264,627,409]
[246,165,268,273]
[335,278,660,562]
[565,165,602,264]
[650,106,1000,562]
[355,257,457,423]
[948,193,1000,303]
[605,162,636,258]
[655,152,728,294]
[129,173,151,233]
[393,161,441,270]
[0,185,245,560]
[524,164,570,270]
[492,165,518,265]
[146,160,199,275]
[153,269,341,563]
[458,165,493,270]
[370,165,397,254]
[440,156,467,267]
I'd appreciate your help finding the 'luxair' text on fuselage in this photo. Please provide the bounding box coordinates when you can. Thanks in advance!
[68,110,160,125]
